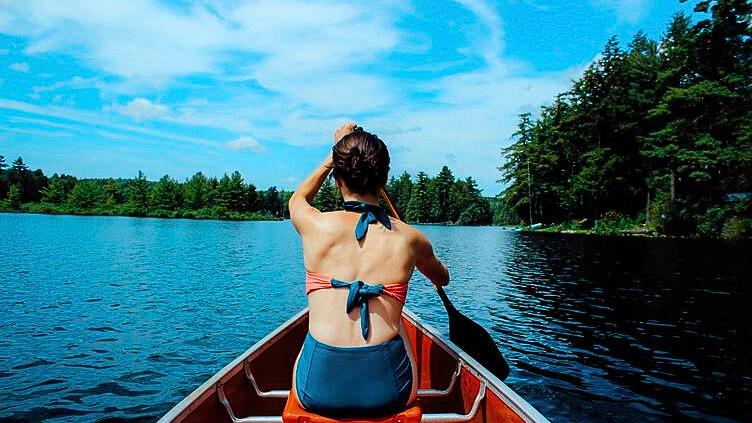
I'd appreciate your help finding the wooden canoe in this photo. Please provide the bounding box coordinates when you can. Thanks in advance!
[158,308,550,423]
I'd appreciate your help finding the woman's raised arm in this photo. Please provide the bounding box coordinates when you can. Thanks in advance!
[288,154,331,234]
[288,123,358,234]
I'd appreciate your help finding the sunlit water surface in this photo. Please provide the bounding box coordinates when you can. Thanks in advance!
[0,213,749,422]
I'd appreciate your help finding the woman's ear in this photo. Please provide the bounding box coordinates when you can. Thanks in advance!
[334,177,344,189]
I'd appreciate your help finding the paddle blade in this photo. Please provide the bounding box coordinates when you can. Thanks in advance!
[447,305,511,381]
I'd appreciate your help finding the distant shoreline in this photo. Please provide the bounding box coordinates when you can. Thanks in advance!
[0,203,281,222]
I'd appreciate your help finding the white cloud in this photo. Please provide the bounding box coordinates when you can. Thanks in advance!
[225,136,265,153]
[32,75,99,93]
[0,98,216,147]
[9,62,30,72]
[0,125,74,138]
[589,0,650,24]
[1,1,232,78]
[0,0,400,94]
[451,0,505,68]
[112,97,168,121]
[0,0,589,192]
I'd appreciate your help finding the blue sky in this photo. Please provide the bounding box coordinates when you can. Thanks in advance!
[0,0,697,194]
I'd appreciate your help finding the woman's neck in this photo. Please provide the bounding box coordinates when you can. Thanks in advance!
[342,192,379,205]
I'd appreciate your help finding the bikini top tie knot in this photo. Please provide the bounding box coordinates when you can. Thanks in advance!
[330,279,385,339]
[342,200,392,240]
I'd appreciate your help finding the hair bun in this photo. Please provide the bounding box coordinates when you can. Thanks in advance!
[331,130,390,195]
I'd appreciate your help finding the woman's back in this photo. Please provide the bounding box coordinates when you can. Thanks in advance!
[302,209,418,346]
[287,123,448,417]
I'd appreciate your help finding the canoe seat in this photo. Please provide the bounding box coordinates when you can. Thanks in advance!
[282,391,422,423]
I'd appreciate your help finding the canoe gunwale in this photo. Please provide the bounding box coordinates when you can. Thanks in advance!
[401,309,550,423]
[159,307,550,423]
[157,308,308,423]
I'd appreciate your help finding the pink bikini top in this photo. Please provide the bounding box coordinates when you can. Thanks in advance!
[305,270,409,304]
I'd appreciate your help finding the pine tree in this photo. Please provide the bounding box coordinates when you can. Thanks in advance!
[184,172,210,210]
[387,171,412,218]
[262,186,283,217]
[7,184,20,208]
[103,178,120,204]
[41,176,67,204]
[227,171,246,212]
[406,172,431,223]
[0,155,6,200]
[127,171,150,211]
[500,113,536,225]
[431,166,454,222]
[245,183,259,212]
[151,174,181,211]
[68,180,105,208]
[313,178,338,212]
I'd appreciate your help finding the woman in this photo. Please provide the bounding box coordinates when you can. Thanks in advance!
[288,123,450,418]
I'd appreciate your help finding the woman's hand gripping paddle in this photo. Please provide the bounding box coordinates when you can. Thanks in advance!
[379,187,511,382]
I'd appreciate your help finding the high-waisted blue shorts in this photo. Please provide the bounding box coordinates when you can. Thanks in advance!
[295,332,413,417]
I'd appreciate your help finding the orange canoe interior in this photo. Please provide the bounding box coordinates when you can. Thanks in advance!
[166,310,531,423]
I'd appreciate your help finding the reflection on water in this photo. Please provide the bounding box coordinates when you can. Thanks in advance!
[0,214,749,422]
[409,228,751,423]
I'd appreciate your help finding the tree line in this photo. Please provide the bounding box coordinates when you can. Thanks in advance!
[0,156,493,225]
[0,156,286,220]
[313,165,493,225]
[499,0,751,239]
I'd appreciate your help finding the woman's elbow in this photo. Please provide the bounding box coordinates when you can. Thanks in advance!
[430,263,449,287]
[438,264,450,286]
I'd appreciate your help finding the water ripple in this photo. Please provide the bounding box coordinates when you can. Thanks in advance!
[0,215,749,422]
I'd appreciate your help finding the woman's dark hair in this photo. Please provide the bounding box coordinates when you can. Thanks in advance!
[331,129,390,195]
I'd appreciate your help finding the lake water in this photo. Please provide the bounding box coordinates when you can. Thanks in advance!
[0,213,749,422]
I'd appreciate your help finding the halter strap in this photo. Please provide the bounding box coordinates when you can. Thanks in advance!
[330,279,385,339]
[342,201,392,240]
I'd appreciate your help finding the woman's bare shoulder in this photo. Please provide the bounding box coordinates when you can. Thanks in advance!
[303,210,354,235]
[389,219,425,243]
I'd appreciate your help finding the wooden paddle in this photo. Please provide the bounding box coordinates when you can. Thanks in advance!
[379,187,511,382]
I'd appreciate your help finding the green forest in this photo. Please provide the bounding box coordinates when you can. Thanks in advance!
[0,156,285,220]
[315,166,493,225]
[0,156,493,225]
[499,0,752,239]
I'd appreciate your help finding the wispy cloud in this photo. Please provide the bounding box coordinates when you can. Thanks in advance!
[1,1,232,79]
[9,62,30,72]
[225,136,265,153]
[0,98,218,147]
[32,76,100,93]
[451,0,505,68]
[0,125,73,138]
[112,98,168,121]
[1,0,655,191]
[589,0,650,24]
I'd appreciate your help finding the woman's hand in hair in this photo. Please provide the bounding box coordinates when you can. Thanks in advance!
[334,123,359,144]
